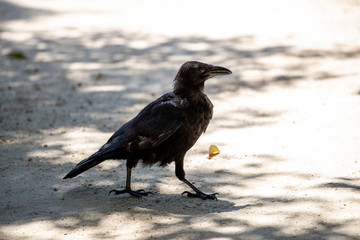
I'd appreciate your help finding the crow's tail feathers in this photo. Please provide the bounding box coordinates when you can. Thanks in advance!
[63,151,109,179]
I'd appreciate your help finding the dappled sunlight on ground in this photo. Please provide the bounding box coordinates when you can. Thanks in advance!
[1,0,360,239]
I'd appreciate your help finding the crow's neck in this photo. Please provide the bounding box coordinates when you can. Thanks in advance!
[173,79,205,100]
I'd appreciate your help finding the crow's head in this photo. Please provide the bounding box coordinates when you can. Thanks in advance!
[175,61,232,86]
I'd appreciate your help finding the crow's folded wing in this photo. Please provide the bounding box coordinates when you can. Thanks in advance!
[102,93,189,153]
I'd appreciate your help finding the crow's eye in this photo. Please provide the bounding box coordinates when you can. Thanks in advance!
[200,68,205,73]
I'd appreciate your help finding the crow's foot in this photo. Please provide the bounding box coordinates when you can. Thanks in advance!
[182,191,218,200]
[109,189,153,198]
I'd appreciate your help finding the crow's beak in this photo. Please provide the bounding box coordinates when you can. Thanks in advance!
[206,65,232,79]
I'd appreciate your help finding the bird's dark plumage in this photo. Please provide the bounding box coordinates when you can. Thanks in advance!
[64,61,232,199]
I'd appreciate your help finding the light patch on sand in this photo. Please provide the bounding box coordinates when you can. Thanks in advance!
[81,85,126,93]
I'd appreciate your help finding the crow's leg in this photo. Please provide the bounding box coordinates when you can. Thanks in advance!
[109,166,152,198]
[175,160,218,200]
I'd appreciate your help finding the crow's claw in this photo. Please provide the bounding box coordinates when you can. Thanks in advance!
[181,191,218,200]
[109,189,153,198]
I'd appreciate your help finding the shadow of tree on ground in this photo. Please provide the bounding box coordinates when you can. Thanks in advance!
[1,1,360,239]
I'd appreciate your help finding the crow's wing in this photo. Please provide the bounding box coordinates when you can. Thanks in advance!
[102,92,189,153]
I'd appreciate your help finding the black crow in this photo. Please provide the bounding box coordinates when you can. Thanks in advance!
[64,61,232,200]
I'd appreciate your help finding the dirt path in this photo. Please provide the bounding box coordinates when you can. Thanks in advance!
[1,0,360,239]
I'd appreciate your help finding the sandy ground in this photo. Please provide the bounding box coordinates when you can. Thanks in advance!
[1,0,360,239]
